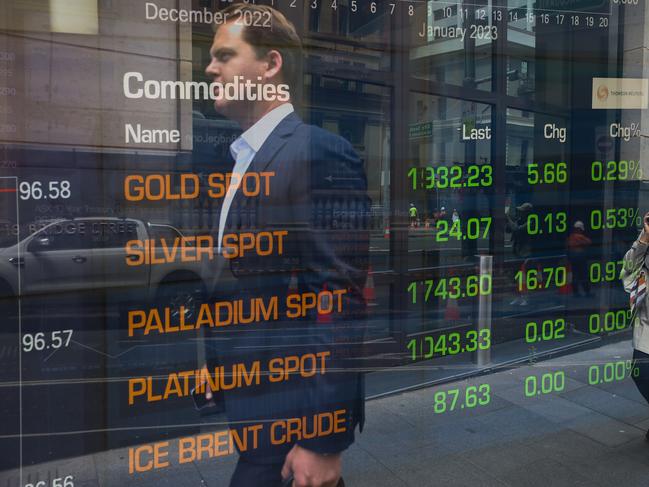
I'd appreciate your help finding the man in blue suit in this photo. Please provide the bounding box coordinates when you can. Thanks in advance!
[202,4,369,487]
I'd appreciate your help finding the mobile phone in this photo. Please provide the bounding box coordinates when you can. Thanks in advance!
[280,476,344,487]
[280,475,294,487]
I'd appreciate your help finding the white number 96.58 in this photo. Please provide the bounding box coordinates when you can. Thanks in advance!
[19,180,71,201]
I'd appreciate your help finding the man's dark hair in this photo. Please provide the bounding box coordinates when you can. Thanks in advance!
[218,3,303,92]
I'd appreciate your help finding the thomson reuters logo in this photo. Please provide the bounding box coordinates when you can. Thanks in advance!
[596,85,609,102]
[592,78,648,109]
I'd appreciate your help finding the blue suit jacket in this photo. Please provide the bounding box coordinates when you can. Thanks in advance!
[207,112,370,463]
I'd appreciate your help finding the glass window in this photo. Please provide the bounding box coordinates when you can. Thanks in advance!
[32,221,89,251]
[408,93,493,268]
[3,0,649,484]
[410,0,495,91]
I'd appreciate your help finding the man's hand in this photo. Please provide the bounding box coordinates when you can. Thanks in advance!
[640,211,649,244]
[281,444,341,487]
[195,364,216,407]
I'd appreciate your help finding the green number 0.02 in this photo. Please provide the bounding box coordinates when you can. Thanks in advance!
[525,318,566,343]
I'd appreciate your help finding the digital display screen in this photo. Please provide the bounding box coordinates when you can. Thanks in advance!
[1,0,649,486]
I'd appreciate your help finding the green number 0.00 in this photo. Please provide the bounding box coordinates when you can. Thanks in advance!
[524,371,565,397]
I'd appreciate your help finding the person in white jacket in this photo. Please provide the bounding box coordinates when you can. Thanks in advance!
[621,211,649,441]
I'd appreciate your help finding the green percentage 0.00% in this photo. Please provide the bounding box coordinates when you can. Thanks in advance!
[588,360,640,386]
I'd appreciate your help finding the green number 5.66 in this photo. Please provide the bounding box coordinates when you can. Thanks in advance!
[527,162,568,185]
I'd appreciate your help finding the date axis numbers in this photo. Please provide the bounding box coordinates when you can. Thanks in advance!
[281,0,415,16]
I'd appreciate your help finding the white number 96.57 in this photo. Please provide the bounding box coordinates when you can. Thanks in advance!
[22,330,73,352]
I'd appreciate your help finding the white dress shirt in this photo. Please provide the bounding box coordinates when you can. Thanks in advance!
[217,103,294,252]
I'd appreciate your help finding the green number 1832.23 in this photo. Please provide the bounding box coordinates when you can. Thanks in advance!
[407,164,493,190]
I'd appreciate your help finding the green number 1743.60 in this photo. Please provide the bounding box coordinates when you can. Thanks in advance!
[407,275,492,303]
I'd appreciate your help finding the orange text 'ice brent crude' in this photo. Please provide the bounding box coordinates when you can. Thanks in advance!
[128,410,347,473]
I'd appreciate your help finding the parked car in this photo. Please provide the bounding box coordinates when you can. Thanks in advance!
[0,217,223,316]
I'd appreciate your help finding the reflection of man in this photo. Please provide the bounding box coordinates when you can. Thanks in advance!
[506,202,533,260]
[409,203,418,227]
[566,221,592,297]
[507,202,534,306]
[202,5,369,487]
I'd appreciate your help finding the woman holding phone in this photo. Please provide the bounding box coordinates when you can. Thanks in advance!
[622,211,649,440]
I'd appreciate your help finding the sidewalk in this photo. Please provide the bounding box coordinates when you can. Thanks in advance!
[345,338,649,486]
[4,339,649,486]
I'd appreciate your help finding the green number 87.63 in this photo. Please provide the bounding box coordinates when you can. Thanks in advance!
[433,384,491,413]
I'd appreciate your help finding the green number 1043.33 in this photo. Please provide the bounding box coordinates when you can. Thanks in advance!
[407,329,491,361]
